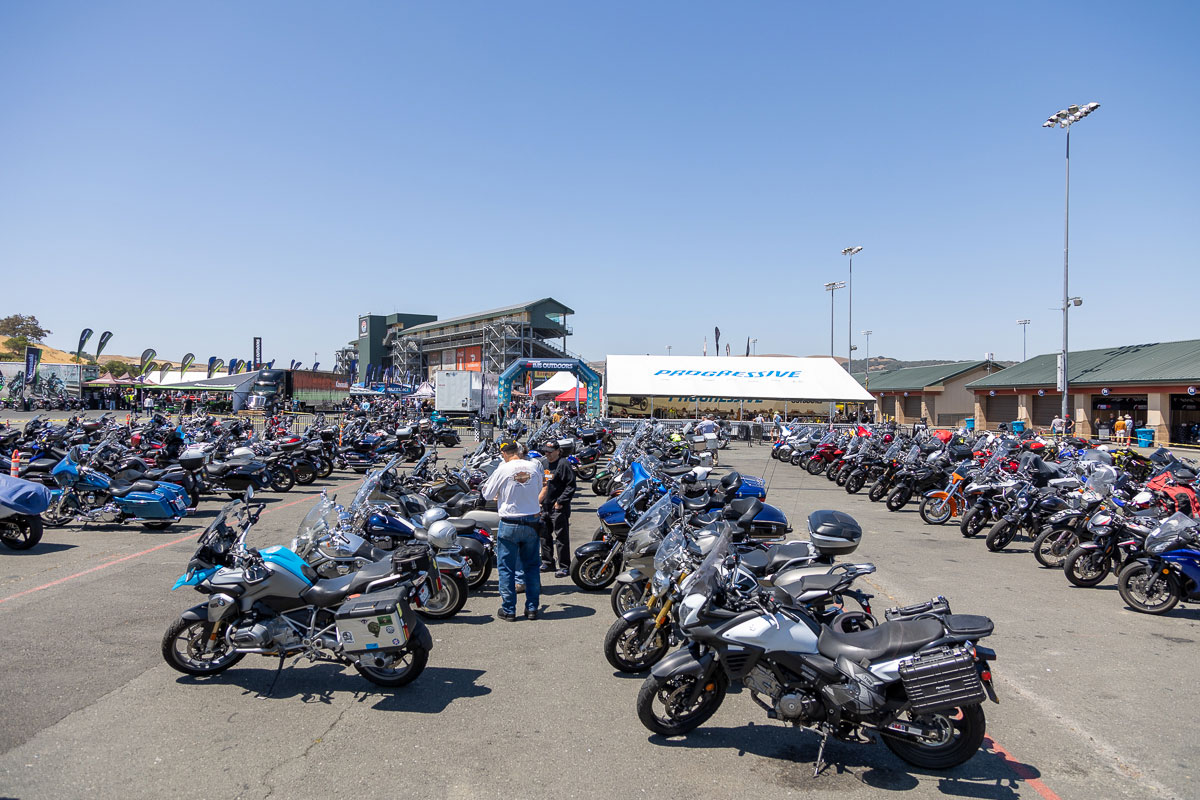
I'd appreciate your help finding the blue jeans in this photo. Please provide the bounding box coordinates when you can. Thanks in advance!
[497,518,542,615]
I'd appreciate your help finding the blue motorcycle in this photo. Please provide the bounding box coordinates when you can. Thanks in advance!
[0,474,52,550]
[1118,513,1200,615]
[45,444,191,530]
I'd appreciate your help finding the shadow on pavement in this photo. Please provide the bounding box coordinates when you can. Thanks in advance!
[178,664,490,712]
[538,602,595,621]
[5,542,76,555]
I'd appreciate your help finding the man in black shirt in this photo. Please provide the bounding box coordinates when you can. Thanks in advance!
[538,441,576,577]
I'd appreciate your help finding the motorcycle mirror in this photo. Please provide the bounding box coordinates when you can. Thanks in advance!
[245,486,255,502]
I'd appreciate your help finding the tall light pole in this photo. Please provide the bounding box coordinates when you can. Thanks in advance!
[842,246,862,374]
[1016,319,1030,361]
[750,338,757,355]
[861,330,873,390]
[824,281,846,421]
[1044,101,1099,426]
[666,345,672,356]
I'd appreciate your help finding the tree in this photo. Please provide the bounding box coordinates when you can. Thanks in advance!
[0,314,52,360]
[103,360,128,379]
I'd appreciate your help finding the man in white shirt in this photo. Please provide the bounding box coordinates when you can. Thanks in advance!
[480,441,545,621]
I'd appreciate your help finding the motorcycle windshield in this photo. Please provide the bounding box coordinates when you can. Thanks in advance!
[1144,512,1200,554]
[904,445,920,464]
[297,493,339,542]
[352,457,401,510]
[653,528,687,571]
[627,492,675,536]
[680,527,732,598]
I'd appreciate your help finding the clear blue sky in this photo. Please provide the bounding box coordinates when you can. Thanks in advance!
[2,1,1196,368]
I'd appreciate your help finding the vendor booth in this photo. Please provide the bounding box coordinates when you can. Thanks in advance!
[604,355,873,419]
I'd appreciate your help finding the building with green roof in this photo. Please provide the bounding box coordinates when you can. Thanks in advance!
[966,339,1200,445]
[866,360,1000,427]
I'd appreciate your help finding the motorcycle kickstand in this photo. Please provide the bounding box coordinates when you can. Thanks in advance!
[257,653,286,700]
[813,729,829,778]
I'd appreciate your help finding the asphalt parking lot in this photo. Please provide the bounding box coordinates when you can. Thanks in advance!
[0,420,1192,800]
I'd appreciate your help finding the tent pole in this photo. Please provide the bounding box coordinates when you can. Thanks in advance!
[649,396,654,419]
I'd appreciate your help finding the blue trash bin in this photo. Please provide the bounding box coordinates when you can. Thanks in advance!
[964,418,975,431]
[1011,420,1025,433]
[1135,428,1154,447]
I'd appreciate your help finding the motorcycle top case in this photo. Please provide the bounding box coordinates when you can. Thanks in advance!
[807,509,862,555]
[335,587,408,653]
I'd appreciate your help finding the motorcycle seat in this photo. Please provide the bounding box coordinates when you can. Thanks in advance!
[682,493,711,511]
[817,618,944,663]
[108,479,159,497]
[205,463,231,476]
[775,570,842,599]
[740,541,814,575]
[661,465,693,478]
[302,560,397,608]
[448,518,477,532]
[724,497,762,525]
[21,457,59,474]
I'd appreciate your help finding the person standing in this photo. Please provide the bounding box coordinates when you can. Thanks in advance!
[480,441,544,621]
[538,441,576,578]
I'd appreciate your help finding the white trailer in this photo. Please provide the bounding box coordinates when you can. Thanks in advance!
[435,370,499,419]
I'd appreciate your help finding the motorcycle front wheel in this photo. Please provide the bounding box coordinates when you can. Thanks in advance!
[269,467,295,493]
[161,618,243,676]
[845,471,866,494]
[881,704,986,770]
[0,515,43,550]
[416,573,469,619]
[610,580,647,617]
[886,486,911,512]
[919,495,953,525]
[1063,547,1110,587]
[355,641,429,687]
[636,670,728,736]
[959,506,987,538]
[984,520,1017,551]
[826,463,841,482]
[571,552,617,590]
[41,495,77,528]
[868,480,888,502]
[591,475,611,496]
[315,458,334,479]
[1117,563,1180,615]
[806,458,825,476]
[1032,526,1078,569]
[604,617,671,673]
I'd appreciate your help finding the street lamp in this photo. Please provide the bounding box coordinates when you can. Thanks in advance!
[824,281,846,421]
[1043,101,1099,425]
[1016,319,1031,361]
[666,345,672,356]
[842,246,863,373]
[750,338,757,355]
[861,330,873,390]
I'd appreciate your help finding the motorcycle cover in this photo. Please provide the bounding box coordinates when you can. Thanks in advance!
[0,474,52,515]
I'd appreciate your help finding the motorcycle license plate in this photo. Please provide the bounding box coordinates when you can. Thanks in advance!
[418,583,431,604]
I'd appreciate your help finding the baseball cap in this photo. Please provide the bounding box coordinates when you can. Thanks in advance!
[541,441,561,453]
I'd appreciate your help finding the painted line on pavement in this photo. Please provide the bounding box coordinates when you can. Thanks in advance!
[0,494,314,607]
[984,736,1064,800]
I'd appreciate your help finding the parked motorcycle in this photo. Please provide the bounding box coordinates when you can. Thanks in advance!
[0,474,51,550]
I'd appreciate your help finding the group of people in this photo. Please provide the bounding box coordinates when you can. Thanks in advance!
[479,438,577,622]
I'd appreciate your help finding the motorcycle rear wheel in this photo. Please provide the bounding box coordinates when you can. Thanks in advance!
[984,520,1016,551]
[1032,526,1079,569]
[161,618,243,676]
[571,552,617,591]
[142,520,174,530]
[293,462,317,485]
[464,551,493,590]
[269,467,295,493]
[881,704,986,770]
[636,670,728,736]
[1063,547,1110,587]
[416,573,469,619]
[919,496,952,525]
[0,515,43,550]
[604,617,671,673]
[575,464,597,481]
[355,642,429,687]
[1117,563,1180,615]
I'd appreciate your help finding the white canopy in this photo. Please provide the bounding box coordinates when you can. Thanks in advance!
[411,381,435,398]
[531,371,582,398]
[604,355,873,402]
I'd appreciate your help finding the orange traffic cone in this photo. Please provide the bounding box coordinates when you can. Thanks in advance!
[10,450,19,477]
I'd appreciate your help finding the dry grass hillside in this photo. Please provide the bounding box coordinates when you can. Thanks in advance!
[1,338,180,367]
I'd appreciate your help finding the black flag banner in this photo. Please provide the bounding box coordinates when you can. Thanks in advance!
[95,331,113,360]
[180,353,195,378]
[207,357,224,379]
[138,349,157,377]
[76,329,93,362]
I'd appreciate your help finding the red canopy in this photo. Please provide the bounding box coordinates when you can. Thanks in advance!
[555,386,587,402]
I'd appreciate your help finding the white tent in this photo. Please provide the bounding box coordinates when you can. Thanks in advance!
[411,381,435,399]
[531,371,582,398]
[604,355,873,402]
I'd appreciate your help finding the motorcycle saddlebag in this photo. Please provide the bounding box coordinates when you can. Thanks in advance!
[807,509,862,555]
[119,491,178,520]
[178,453,208,471]
[335,587,407,654]
[898,646,987,714]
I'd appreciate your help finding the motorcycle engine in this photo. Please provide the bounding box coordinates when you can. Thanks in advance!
[230,618,299,650]
[775,693,822,722]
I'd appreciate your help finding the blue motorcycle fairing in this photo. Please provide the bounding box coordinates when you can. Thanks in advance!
[367,510,417,535]
[259,546,315,585]
[1163,550,1200,593]
[173,566,218,590]
[597,498,625,526]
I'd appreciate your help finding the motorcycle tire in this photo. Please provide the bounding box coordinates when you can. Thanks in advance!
[591,476,611,496]
[464,551,492,590]
[959,506,986,538]
[790,451,803,466]
[984,520,1016,551]
[161,617,243,676]
[0,515,43,550]
[1117,562,1180,615]
[355,641,430,687]
[868,480,888,503]
[315,458,334,479]
[886,486,911,512]
[806,458,825,476]
[269,467,295,493]
[919,496,953,526]
[611,580,647,617]
[602,439,616,456]
[1063,547,1110,588]
[293,462,317,485]
[603,616,671,673]
[836,467,851,487]
[636,670,729,736]
[881,704,986,770]
[41,496,77,528]
[416,572,469,619]
[1032,526,1078,569]
[845,471,866,494]
[770,448,780,460]
[186,489,199,510]
[826,463,841,482]
[575,464,597,481]
[570,552,617,591]
[142,520,174,530]
[406,443,427,462]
